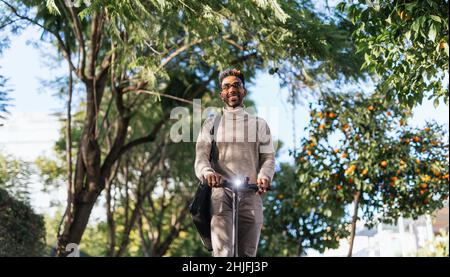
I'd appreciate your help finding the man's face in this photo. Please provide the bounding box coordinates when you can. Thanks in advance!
[220,76,246,108]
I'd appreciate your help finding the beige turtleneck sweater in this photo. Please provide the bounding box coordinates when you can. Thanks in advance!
[194,106,275,184]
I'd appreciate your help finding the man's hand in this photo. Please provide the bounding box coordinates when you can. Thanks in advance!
[256,178,270,195]
[205,172,224,188]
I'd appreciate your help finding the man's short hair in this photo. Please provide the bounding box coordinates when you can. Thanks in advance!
[218,68,245,87]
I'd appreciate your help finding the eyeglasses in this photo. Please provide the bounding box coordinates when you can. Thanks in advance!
[221,82,243,91]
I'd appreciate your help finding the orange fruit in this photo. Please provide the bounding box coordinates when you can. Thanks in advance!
[432,169,441,177]
[420,183,427,189]
[413,136,420,143]
[368,105,375,111]
[380,161,388,168]
[337,184,343,190]
[309,143,315,148]
[361,168,369,176]
[420,189,426,195]
[345,165,357,175]
[421,175,431,182]
[329,112,337,119]
[405,138,410,144]
[319,124,325,130]
[334,148,340,154]
[424,127,430,132]
[341,153,348,159]
[307,150,312,155]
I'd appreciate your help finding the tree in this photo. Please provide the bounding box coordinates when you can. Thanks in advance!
[294,91,449,256]
[0,188,46,256]
[0,153,33,202]
[338,0,449,108]
[0,154,46,256]
[259,162,350,256]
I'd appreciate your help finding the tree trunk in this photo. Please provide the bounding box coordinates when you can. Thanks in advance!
[67,190,101,243]
[295,229,303,257]
[297,240,304,257]
[105,173,117,257]
[56,81,105,256]
[347,191,361,257]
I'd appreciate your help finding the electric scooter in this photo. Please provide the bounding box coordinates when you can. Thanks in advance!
[220,177,268,257]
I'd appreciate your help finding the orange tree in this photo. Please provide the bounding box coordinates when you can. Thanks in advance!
[338,0,449,108]
[290,91,448,256]
[259,162,350,256]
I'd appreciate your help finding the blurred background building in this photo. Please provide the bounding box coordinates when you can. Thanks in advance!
[307,203,449,257]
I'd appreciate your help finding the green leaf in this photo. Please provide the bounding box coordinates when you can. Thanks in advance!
[433,98,439,108]
[405,31,411,41]
[404,3,417,12]
[428,24,437,42]
[46,0,60,15]
[430,15,441,23]
[411,19,420,33]
[336,2,346,13]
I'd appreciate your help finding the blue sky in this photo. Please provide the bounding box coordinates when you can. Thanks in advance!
[0,26,449,217]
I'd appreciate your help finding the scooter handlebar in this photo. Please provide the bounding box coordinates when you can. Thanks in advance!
[221,180,271,191]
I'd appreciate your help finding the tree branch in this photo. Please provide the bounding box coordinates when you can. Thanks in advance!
[157,38,204,71]
[66,3,87,80]
[134,90,194,105]
[118,113,170,157]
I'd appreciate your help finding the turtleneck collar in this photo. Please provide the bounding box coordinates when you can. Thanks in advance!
[223,105,245,115]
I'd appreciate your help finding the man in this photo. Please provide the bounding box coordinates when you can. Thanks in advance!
[194,68,275,257]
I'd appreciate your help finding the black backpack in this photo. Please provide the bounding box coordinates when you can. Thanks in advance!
[189,114,222,252]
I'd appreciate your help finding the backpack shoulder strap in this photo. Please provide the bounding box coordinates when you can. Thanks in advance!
[210,113,222,139]
[209,112,222,162]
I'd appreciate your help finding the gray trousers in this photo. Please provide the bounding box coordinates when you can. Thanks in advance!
[210,187,263,257]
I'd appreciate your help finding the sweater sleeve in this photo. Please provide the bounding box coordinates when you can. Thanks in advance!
[194,118,216,181]
[257,118,276,183]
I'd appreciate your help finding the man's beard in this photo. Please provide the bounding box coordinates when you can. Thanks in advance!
[225,94,242,108]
